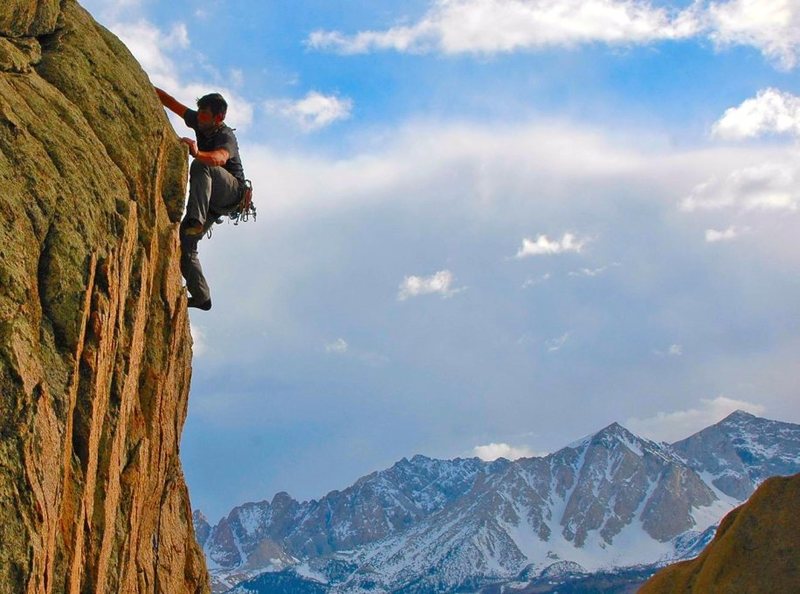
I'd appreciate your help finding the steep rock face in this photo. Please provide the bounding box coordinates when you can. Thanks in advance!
[639,473,800,594]
[0,1,208,593]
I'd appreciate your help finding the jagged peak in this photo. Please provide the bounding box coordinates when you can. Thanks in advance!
[590,421,644,446]
[271,491,296,506]
[563,421,639,450]
[721,409,759,423]
[597,421,627,435]
[558,421,674,464]
[677,409,798,444]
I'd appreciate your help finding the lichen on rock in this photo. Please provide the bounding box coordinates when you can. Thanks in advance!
[0,1,208,592]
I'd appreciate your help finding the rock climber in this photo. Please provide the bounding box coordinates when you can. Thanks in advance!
[155,87,246,311]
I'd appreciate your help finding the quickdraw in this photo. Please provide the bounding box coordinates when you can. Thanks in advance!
[206,179,256,238]
[230,179,256,225]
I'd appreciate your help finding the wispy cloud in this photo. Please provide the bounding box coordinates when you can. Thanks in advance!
[110,20,189,78]
[569,264,617,277]
[325,338,349,354]
[473,442,543,461]
[108,19,254,129]
[309,0,700,55]
[626,396,766,442]
[655,343,683,356]
[398,270,465,300]
[522,272,551,288]
[267,91,353,131]
[707,0,800,70]
[705,225,742,242]
[308,0,800,69]
[546,332,570,352]
[515,233,589,258]
[713,88,800,140]
[190,322,208,357]
[680,162,799,212]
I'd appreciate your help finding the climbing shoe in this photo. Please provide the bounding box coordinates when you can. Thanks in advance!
[187,296,212,310]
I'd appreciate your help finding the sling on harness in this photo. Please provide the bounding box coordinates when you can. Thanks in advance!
[208,179,256,238]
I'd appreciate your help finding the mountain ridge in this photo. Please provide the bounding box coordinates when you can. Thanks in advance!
[197,410,800,593]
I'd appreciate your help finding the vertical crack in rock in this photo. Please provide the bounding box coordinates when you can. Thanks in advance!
[0,1,208,592]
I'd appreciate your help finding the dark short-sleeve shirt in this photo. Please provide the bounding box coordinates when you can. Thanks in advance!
[183,109,246,185]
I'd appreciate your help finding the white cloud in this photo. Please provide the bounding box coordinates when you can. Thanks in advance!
[308,0,700,55]
[308,0,800,69]
[110,20,188,81]
[705,225,741,242]
[522,272,552,288]
[626,396,766,442]
[242,120,643,221]
[515,233,589,258]
[569,266,606,277]
[473,442,541,460]
[654,343,683,356]
[190,322,207,357]
[680,161,799,212]
[713,88,800,140]
[325,338,349,354]
[398,270,465,300]
[230,69,245,87]
[267,92,353,131]
[108,20,254,130]
[546,332,570,352]
[707,0,800,70]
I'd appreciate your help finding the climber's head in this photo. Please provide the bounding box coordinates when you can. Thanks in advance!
[196,93,227,131]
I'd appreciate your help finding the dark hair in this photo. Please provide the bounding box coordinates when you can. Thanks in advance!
[197,93,228,118]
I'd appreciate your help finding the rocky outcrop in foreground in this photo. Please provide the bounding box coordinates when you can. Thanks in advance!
[640,472,800,594]
[0,1,208,592]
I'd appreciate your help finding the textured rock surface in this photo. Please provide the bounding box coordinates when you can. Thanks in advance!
[0,1,208,592]
[639,473,800,594]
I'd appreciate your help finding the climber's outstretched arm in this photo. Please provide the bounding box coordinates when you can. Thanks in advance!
[155,87,188,118]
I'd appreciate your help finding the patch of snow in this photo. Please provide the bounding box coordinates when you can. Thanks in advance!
[294,562,329,584]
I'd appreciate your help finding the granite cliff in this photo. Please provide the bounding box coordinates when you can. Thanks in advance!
[0,1,208,592]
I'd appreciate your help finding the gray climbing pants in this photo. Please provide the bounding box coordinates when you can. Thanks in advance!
[180,159,241,303]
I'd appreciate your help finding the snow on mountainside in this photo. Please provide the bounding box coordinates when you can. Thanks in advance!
[198,411,800,593]
[672,410,800,500]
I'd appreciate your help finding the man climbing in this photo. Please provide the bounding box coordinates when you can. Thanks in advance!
[155,87,246,311]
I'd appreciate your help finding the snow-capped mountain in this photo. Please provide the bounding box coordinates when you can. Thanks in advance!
[672,410,800,500]
[196,411,800,593]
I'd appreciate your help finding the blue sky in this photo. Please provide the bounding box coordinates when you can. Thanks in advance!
[83,0,800,521]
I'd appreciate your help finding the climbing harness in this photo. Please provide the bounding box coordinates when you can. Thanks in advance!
[206,179,256,238]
